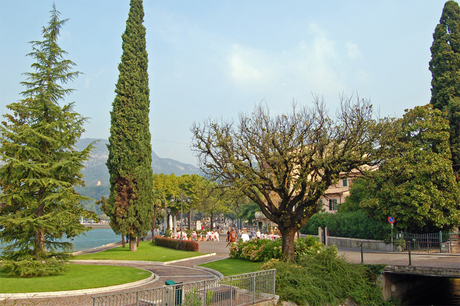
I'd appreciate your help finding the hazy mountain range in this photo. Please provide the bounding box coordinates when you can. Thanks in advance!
[77,138,201,188]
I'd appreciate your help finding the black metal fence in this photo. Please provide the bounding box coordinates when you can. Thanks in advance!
[92,269,276,306]
[400,231,458,254]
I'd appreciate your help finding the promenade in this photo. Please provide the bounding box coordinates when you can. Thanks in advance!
[1,237,458,305]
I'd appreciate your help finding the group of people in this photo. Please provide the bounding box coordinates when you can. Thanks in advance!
[226,227,261,244]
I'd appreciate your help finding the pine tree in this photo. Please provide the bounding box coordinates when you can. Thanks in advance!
[429,0,460,170]
[106,0,154,251]
[0,5,96,277]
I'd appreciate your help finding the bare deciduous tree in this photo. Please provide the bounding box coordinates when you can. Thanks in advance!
[191,96,393,260]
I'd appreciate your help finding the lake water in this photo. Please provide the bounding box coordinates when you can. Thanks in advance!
[65,228,121,251]
[0,228,121,254]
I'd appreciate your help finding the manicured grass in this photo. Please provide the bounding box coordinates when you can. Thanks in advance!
[199,258,264,276]
[75,241,205,261]
[0,265,151,293]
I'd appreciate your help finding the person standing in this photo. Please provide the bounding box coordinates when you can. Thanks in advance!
[227,227,237,244]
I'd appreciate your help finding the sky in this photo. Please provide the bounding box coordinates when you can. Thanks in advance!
[0,0,451,166]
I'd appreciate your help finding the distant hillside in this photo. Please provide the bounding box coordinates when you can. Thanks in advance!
[77,138,201,187]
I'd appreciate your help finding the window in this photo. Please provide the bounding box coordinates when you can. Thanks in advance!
[342,179,347,187]
[329,199,338,211]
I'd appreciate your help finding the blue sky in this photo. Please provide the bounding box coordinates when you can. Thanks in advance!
[0,0,450,166]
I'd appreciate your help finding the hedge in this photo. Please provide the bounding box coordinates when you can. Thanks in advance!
[154,235,199,252]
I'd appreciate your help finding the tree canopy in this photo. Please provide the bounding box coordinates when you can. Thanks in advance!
[429,0,460,169]
[105,0,154,251]
[0,5,96,277]
[362,104,460,233]
[191,96,393,260]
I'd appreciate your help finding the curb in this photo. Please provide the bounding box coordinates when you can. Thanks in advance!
[192,265,224,278]
[164,253,217,265]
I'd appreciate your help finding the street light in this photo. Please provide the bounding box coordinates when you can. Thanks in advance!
[171,192,191,249]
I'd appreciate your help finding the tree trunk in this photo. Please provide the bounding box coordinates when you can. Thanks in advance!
[152,204,156,241]
[122,235,125,248]
[34,203,46,260]
[188,211,191,230]
[211,212,214,230]
[280,226,298,262]
[129,235,137,251]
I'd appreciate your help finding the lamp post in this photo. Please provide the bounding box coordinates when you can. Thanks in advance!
[171,191,191,249]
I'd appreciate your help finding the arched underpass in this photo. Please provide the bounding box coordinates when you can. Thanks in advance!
[380,266,460,304]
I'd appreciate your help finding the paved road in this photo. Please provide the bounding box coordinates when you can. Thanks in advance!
[1,237,458,305]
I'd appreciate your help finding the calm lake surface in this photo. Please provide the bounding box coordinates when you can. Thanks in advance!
[0,228,121,254]
[64,228,121,251]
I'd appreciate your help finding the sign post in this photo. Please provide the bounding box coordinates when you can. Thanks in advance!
[388,216,395,252]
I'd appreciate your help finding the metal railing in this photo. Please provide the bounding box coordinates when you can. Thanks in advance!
[92,269,276,306]
[401,231,458,254]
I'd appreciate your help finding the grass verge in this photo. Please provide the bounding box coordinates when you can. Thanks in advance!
[75,241,205,261]
[199,258,264,276]
[0,265,151,293]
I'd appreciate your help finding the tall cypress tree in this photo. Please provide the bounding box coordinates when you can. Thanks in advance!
[0,5,96,277]
[106,0,154,251]
[429,0,460,170]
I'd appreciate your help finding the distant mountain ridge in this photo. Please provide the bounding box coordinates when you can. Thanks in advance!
[77,138,201,187]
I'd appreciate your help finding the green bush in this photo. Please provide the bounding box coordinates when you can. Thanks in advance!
[154,235,199,252]
[229,237,324,262]
[1,257,69,277]
[301,211,390,240]
[262,249,392,306]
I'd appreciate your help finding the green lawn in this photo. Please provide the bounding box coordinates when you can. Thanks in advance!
[199,258,265,276]
[0,265,151,293]
[0,241,206,293]
[75,241,205,261]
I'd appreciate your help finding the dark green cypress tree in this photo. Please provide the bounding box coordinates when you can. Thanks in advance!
[0,5,96,277]
[429,0,460,170]
[106,0,154,251]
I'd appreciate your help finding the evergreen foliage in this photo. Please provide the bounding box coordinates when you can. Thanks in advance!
[263,248,391,306]
[300,211,390,240]
[105,0,154,251]
[0,5,96,277]
[429,0,460,168]
[362,105,460,233]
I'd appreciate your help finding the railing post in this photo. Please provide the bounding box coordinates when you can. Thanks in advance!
[252,272,256,303]
[359,241,363,264]
[230,276,233,306]
[439,231,443,253]
[203,280,207,306]
[136,291,139,306]
[273,270,276,298]
[408,240,412,266]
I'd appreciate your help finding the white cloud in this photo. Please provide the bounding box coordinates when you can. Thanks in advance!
[225,22,349,103]
[356,70,371,83]
[227,44,274,89]
[346,42,362,59]
[85,69,104,88]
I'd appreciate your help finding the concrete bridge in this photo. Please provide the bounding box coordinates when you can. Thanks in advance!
[337,247,460,302]
[383,265,460,278]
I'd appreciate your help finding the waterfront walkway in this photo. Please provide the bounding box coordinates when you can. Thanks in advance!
[1,237,459,305]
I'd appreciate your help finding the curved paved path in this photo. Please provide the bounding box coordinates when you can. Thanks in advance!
[0,239,231,306]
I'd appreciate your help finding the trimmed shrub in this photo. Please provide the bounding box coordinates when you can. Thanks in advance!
[301,211,390,240]
[154,235,199,252]
[229,237,324,262]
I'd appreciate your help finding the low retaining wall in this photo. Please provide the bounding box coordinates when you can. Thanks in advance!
[326,236,397,252]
